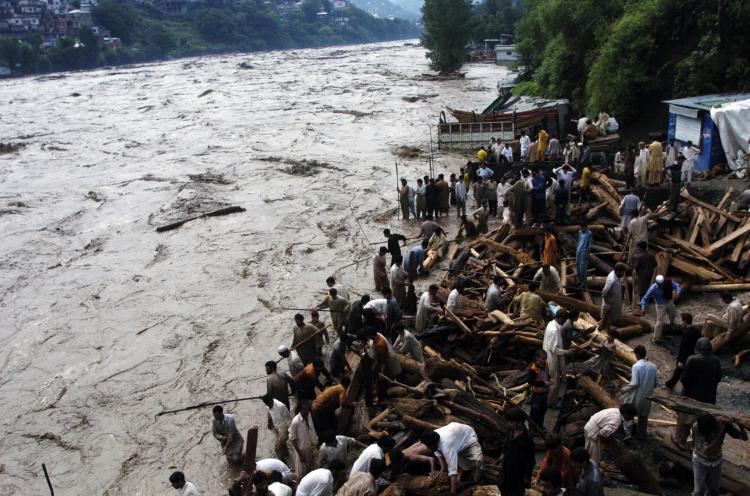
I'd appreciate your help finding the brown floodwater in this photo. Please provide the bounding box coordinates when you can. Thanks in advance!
[0,41,508,495]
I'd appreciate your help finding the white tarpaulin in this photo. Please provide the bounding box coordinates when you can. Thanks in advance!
[710,100,750,170]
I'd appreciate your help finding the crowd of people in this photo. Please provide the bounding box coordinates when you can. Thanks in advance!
[167,128,749,496]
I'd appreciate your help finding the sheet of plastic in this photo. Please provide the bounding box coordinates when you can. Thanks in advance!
[710,100,750,169]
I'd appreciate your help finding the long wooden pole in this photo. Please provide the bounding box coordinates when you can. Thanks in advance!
[42,464,54,496]
[395,161,401,220]
[155,395,265,417]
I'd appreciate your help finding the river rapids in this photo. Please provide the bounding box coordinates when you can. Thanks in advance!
[0,41,507,495]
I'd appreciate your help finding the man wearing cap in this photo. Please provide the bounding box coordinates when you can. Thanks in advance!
[600,263,627,331]
[544,309,572,408]
[641,275,681,343]
[665,155,684,212]
[278,345,304,377]
[673,337,722,448]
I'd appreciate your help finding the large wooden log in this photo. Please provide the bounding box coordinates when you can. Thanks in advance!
[680,189,741,223]
[477,237,533,264]
[670,256,724,282]
[536,290,652,332]
[396,353,426,379]
[424,357,467,381]
[402,415,445,431]
[689,282,750,292]
[649,390,750,430]
[578,375,618,408]
[338,355,370,434]
[706,221,750,254]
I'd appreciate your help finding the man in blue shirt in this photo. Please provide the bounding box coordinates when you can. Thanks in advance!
[404,239,428,275]
[531,168,547,225]
[641,274,681,344]
[576,223,593,288]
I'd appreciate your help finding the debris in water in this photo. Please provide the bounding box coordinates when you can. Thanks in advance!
[0,142,26,155]
[198,89,214,98]
[237,62,254,70]
[187,171,233,185]
[332,109,373,118]
[391,145,424,159]
[401,94,439,103]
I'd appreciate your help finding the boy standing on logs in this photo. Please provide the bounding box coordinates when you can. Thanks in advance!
[528,349,551,431]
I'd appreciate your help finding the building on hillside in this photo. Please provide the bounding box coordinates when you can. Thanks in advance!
[663,92,750,172]
[102,36,120,49]
[332,0,348,9]
[153,0,189,15]
[275,1,301,15]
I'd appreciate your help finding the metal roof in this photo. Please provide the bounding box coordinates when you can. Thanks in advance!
[663,92,750,111]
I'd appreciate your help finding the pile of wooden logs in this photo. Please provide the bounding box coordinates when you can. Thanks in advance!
[339,176,750,494]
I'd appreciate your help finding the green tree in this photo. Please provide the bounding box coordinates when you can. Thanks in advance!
[194,8,236,42]
[92,0,138,43]
[421,0,472,72]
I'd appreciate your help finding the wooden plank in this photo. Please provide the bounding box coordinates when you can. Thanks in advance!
[477,237,532,264]
[670,256,724,282]
[492,264,515,287]
[689,282,750,292]
[706,221,750,253]
[731,219,750,262]
[445,307,474,334]
[650,389,750,430]
[243,426,258,473]
[681,189,741,223]
[698,208,712,247]
[659,234,712,258]
[688,207,701,245]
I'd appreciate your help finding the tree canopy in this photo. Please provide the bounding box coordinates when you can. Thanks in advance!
[421,0,473,73]
[515,0,750,123]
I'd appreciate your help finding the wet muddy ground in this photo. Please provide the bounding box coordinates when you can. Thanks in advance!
[0,42,508,495]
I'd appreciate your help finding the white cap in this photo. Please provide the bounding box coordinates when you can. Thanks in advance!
[655,275,665,284]
[277,345,289,355]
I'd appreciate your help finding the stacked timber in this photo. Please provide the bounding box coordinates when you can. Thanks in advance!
[339,176,750,494]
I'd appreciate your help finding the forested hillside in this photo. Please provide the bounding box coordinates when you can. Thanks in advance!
[515,0,750,122]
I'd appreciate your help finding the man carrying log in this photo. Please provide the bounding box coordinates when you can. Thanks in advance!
[512,280,546,325]
[294,358,333,401]
[544,309,572,408]
[673,337,721,449]
[622,345,658,440]
[583,403,637,465]
[690,414,747,496]
[420,422,483,495]
[600,263,627,331]
[312,375,350,435]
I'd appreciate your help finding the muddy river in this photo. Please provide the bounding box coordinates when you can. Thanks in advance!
[0,41,508,495]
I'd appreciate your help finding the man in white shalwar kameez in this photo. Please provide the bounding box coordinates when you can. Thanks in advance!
[289,401,318,478]
[416,284,442,332]
[543,310,571,406]
[681,140,700,184]
[634,142,649,188]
